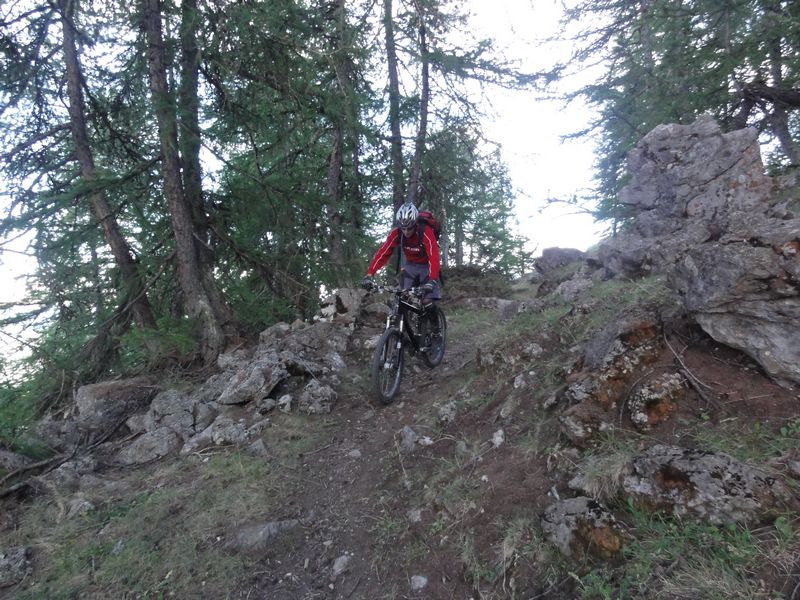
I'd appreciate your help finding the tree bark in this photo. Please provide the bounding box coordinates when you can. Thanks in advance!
[326,124,346,267]
[59,0,156,330]
[383,0,405,210]
[178,0,236,329]
[325,0,347,276]
[143,0,224,362]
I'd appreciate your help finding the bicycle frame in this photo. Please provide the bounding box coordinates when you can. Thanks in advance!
[380,286,429,354]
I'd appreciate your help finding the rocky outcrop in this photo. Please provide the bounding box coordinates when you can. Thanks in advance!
[628,372,685,431]
[595,115,800,386]
[597,115,774,278]
[559,311,664,446]
[0,449,33,472]
[622,445,797,525]
[32,290,367,465]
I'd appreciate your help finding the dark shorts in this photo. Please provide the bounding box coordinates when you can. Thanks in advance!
[399,261,441,301]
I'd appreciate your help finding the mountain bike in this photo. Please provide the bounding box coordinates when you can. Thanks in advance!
[366,284,447,404]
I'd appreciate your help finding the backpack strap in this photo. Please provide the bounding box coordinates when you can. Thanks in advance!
[417,220,428,256]
[394,227,402,275]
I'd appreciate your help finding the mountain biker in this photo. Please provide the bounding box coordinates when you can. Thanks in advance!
[362,203,441,304]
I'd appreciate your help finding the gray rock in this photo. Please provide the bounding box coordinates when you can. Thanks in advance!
[399,426,419,453]
[255,397,277,414]
[298,380,337,415]
[258,322,291,347]
[462,297,519,319]
[541,496,629,560]
[0,449,33,472]
[246,439,268,457]
[555,277,593,301]
[277,394,293,413]
[116,427,181,465]
[535,248,586,274]
[628,373,685,431]
[65,495,95,518]
[217,347,254,371]
[42,457,98,492]
[597,116,773,279]
[217,355,289,406]
[144,389,197,439]
[320,287,366,325]
[331,554,350,578]
[410,575,428,591]
[672,242,800,386]
[454,440,471,460]
[35,378,158,449]
[0,546,32,588]
[226,519,300,554]
[623,445,797,525]
[436,400,457,423]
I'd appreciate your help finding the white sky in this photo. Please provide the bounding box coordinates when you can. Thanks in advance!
[468,0,605,254]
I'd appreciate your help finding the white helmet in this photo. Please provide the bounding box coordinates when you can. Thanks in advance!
[395,203,418,229]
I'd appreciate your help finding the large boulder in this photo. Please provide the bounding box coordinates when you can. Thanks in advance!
[597,115,774,278]
[216,353,289,406]
[35,377,158,450]
[535,247,586,275]
[672,239,800,387]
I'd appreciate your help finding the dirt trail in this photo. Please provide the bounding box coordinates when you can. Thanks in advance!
[243,317,479,599]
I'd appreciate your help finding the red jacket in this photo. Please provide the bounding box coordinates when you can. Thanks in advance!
[367,225,440,281]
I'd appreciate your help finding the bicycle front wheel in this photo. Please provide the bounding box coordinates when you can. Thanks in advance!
[371,327,405,404]
[422,306,447,368]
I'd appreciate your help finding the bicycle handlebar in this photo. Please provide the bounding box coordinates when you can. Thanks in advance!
[367,283,425,298]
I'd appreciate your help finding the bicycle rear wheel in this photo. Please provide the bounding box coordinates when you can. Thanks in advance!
[421,306,447,368]
[371,327,404,404]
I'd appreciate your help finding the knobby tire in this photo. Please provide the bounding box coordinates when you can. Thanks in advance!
[371,327,404,404]
[421,306,447,368]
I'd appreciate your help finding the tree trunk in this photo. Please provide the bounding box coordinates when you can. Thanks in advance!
[405,5,429,207]
[60,0,157,330]
[455,219,464,267]
[143,0,224,362]
[178,0,236,329]
[439,204,449,269]
[325,0,348,278]
[326,124,346,268]
[383,0,405,210]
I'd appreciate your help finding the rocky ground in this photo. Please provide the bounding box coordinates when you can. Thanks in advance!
[1,268,798,599]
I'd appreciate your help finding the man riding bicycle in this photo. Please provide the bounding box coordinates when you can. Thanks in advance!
[361,203,441,303]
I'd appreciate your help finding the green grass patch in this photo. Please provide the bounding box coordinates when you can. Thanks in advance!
[572,504,799,599]
[690,417,800,466]
[8,449,295,599]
